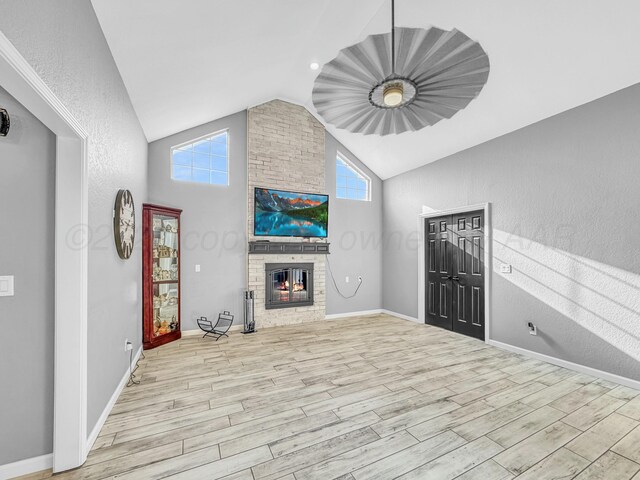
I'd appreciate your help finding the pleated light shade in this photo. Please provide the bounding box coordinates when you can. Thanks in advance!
[312,26,490,135]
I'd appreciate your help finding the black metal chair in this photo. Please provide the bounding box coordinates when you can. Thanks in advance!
[197,311,234,341]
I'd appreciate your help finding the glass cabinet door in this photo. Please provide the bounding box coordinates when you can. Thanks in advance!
[151,213,179,337]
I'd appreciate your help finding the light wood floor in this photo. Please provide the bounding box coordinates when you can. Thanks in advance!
[24,314,640,480]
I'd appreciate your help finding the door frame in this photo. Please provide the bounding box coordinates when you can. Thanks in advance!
[418,203,492,343]
[0,31,89,472]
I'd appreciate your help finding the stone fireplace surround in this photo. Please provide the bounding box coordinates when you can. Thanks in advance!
[247,100,327,329]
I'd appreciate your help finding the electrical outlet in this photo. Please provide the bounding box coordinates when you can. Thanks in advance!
[500,263,512,274]
[195,264,201,272]
[0,276,14,297]
[125,339,133,351]
[527,322,537,336]
[345,276,350,283]
[358,276,362,282]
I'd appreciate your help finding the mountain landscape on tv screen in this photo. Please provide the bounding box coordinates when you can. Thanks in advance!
[255,188,328,237]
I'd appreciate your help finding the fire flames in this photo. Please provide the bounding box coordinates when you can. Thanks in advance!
[277,280,306,292]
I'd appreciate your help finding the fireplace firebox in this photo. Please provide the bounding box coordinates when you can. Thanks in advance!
[265,263,314,309]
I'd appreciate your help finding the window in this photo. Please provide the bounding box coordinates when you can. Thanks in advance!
[171,130,229,185]
[336,154,370,201]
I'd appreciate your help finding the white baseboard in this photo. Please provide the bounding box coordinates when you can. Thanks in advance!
[381,310,640,390]
[0,453,52,480]
[0,344,138,478]
[381,309,421,323]
[325,309,383,320]
[324,309,420,323]
[487,339,640,391]
[85,346,142,457]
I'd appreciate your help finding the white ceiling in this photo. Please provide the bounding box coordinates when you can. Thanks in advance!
[92,0,640,179]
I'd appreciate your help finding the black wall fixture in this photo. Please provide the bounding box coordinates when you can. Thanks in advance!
[0,108,9,136]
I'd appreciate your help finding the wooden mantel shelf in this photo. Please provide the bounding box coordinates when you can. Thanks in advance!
[248,241,330,255]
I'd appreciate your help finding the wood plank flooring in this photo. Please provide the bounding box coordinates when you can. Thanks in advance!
[19,314,640,480]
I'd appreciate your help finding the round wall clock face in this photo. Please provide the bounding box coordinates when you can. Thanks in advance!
[114,189,135,259]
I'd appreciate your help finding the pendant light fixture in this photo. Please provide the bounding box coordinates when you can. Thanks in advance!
[383,1,403,107]
[312,0,490,136]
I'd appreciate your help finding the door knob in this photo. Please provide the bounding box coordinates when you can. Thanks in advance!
[452,276,460,281]
[441,275,452,280]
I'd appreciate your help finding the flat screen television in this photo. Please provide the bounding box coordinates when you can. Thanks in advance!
[254,187,329,238]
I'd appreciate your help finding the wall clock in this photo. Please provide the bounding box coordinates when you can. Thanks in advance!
[114,189,135,259]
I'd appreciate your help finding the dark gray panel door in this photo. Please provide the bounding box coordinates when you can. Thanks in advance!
[425,210,485,341]
[451,211,485,340]
[425,216,453,331]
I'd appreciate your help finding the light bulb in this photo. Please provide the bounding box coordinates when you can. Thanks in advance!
[383,83,403,107]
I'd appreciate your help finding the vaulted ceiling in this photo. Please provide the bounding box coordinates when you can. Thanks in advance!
[92,0,640,179]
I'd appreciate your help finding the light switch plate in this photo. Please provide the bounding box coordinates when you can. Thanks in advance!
[0,276,14,296]
[195,264,201,272]
[500,264,512,274]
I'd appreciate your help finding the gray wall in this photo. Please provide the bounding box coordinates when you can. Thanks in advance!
[0,88,55,465]
[325,133,383,315]
[0,0,149,439]
[148,110,385,326]
[148,112,248,329]
[383,83,640,381]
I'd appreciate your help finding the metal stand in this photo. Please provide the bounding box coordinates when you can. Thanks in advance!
[197,311,233,341]
[243,290,256,334]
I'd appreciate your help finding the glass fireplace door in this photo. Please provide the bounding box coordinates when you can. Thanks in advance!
[266,263,314,309]
[271,268,290,305]
[290,268,309,302]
